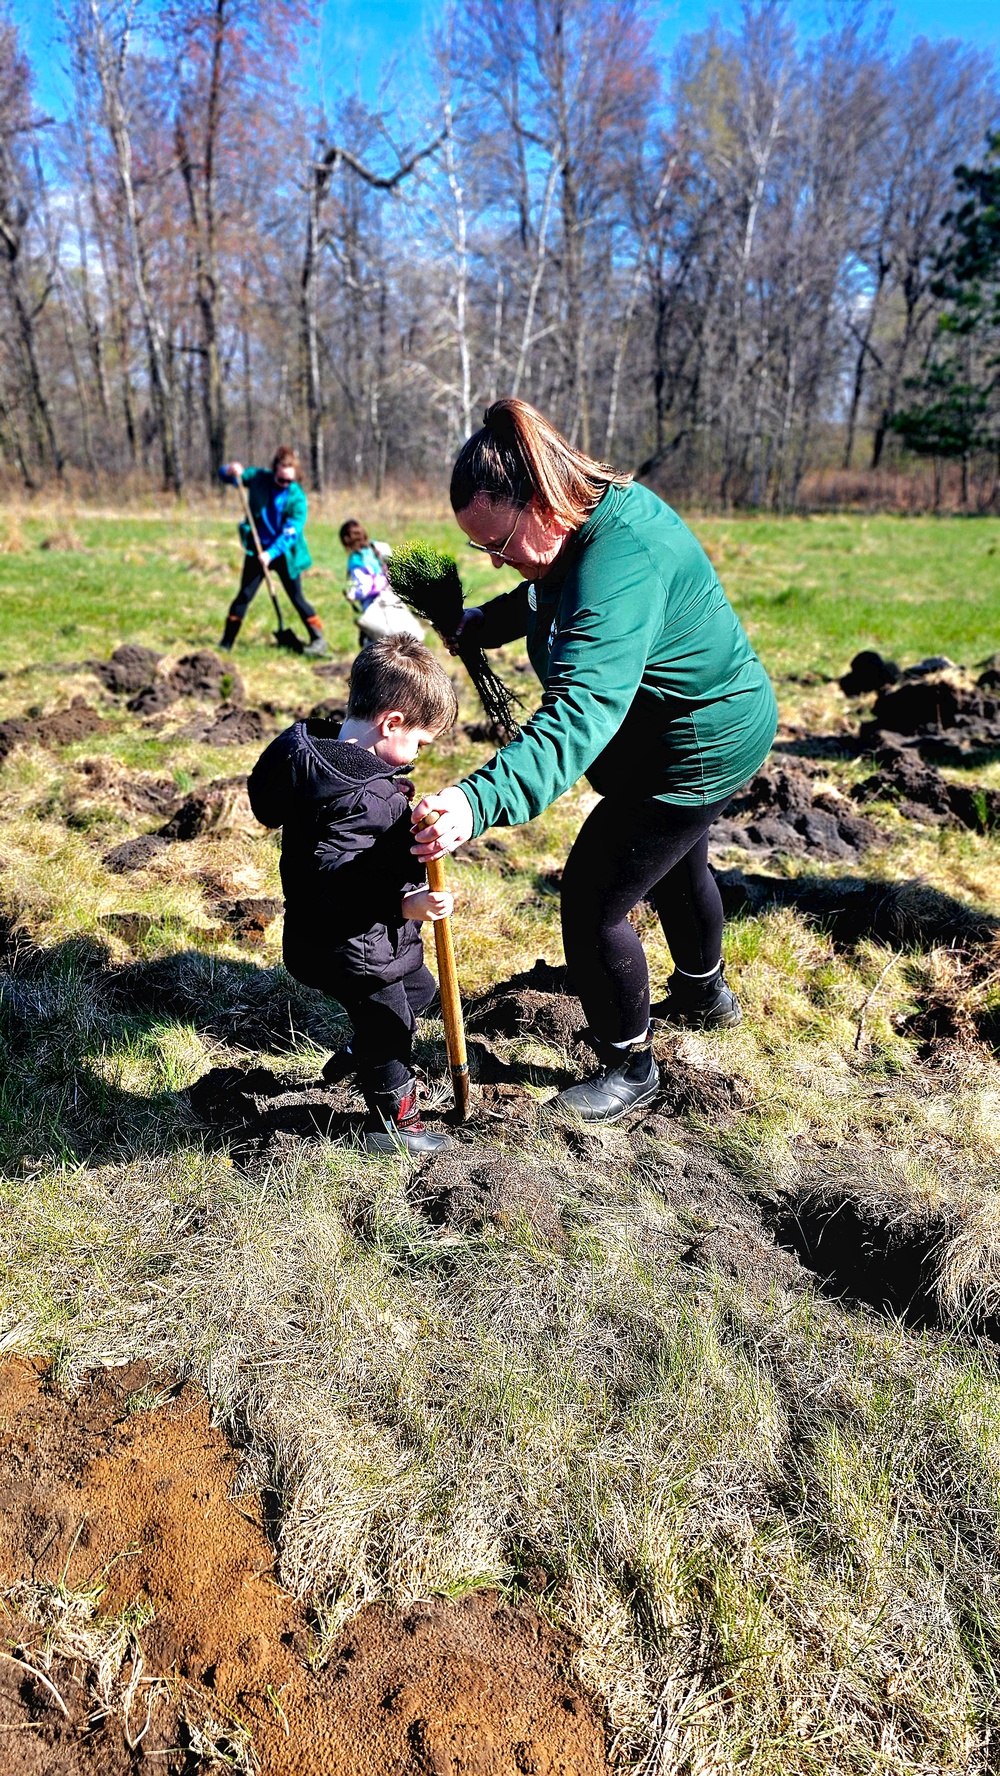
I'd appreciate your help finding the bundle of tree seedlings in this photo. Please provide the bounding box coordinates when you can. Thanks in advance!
[388,544,520,742]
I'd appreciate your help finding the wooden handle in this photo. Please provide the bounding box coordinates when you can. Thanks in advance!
[421,831,469,1121]
[234,479,279,601]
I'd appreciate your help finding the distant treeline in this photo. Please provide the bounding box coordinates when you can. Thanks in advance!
[0,1,997,509]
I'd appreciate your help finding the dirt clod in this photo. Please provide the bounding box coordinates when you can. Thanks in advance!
[467,964,584,1053]
[838,650,900,696]
[0,1359,609,1774]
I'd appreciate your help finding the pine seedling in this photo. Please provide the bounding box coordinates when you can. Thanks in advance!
[388,543,521,741]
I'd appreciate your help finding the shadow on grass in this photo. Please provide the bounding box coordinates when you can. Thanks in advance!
[717,867,999,950]
[0,926,349,1171]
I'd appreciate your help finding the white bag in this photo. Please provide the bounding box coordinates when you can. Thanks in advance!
[356,589,425,643]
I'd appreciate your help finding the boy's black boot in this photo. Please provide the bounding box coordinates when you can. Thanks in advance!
[651,964,742,1029]
[546,1035,659,1125]
[219,614,242,651]
[363,1078,452,1155]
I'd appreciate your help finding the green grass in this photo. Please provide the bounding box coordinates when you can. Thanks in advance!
[2,500,1000,1772]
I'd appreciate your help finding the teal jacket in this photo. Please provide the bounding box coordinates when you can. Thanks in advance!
[459,481,777,835]
[229,467,312,576]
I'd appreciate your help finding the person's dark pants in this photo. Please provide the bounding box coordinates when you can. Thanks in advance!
[329,962,438,1095]
[560,796,731,1044]
[227,553,320,635]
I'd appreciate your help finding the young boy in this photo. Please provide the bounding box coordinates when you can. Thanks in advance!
[247,634,459,1154]
[340,518,424,644]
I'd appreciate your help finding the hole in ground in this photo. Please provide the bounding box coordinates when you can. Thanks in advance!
[769,1187,954,1327]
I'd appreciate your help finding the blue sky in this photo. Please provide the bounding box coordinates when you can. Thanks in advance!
[14,0,999,121]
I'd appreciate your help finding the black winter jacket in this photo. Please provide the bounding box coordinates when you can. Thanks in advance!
[247,720,425,991]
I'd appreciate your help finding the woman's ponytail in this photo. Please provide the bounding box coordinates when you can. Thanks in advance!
[450,397,631,528]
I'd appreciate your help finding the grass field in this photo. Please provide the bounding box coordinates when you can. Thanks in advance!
[2,498,1000,1771]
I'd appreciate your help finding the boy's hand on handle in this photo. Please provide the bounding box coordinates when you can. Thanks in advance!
[412,789,475,860]
[224,461,244,482]
[402,887,454,922]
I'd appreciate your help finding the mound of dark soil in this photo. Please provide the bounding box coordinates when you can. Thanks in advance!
[712,762,880,861]
[183,704,268,746]
[126,651,245,717]
[102,834,171,873]
[454,833,515,873]
[629,1125,803,1292]
[0,1358,609,1776]
[308,697,346,724]
[89,642,162,694]
[157,775,252,840]
[654,1039,752,1119]
[222,896,282,943]
[466,960,583,1053]
[871,673,1000,739]
[853,739,1000,832]
[412,1145,565,1242]
[839,650,900,696]
[0,696,108,765]
[716,868,999,950]
[188,1063,351,1139]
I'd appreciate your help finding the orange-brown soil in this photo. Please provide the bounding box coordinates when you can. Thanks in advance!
[0,1358,608,1774]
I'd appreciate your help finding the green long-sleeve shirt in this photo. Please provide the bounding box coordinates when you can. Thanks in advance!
[458,481,777,835]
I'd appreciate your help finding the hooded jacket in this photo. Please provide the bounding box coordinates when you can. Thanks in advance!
[247,720,425,990]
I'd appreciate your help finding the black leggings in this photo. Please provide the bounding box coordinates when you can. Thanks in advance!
[561,796,730,1043]
[328,962,438,1095]
[228,552,319,630]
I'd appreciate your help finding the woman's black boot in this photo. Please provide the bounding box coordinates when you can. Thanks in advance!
[547,1035,659,1124]
[219,614,242,651]
[651,964,742,1029]
[363,1078,452,1155]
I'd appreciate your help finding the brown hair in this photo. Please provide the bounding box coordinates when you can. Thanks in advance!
[450,397,631,527]
[272,444,300,476]
[347,634,458,733]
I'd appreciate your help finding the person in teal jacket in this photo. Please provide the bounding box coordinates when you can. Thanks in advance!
[412,398,778,1124]
[218,446,327,655]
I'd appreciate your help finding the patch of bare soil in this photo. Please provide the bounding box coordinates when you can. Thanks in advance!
[852,738,1000,831]
[0,1359,608,1775]
[0,698,108,767]
[181,705,269,746]
[466,960,584,1054]
[711,761,881,861]
[69,757,180,821]
[221,897,282,945]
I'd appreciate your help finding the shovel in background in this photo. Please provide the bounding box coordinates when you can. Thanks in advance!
[417,814,470,1123]
[232,478,303,653]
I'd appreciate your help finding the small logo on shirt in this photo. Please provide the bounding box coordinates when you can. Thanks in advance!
[528,586,537,611]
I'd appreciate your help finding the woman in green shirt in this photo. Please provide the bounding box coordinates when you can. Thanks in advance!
[413,400,777,1123]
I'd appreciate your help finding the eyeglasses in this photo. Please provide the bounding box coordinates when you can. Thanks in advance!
[466,507,526,561]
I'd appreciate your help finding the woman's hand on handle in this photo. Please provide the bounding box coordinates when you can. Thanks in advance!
[412,788,475,860]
